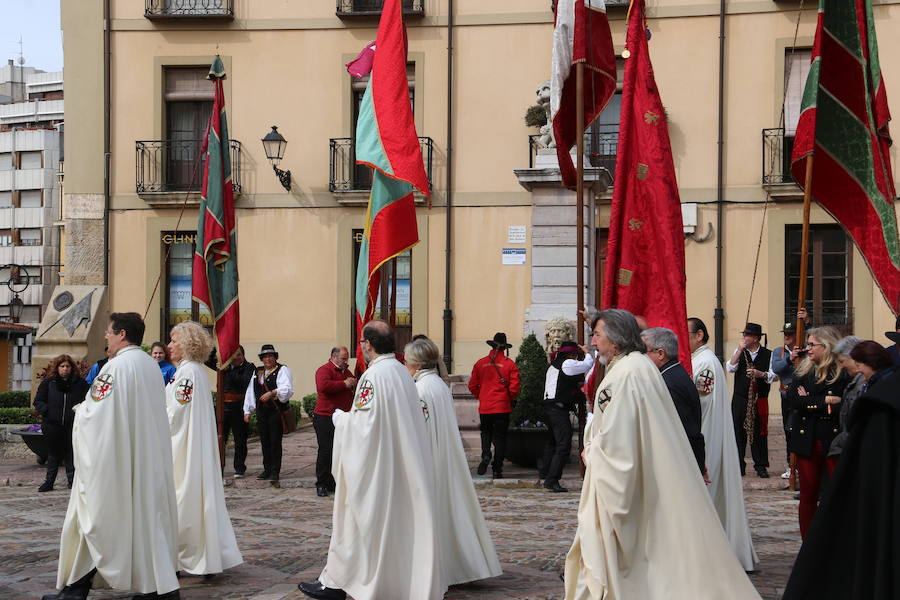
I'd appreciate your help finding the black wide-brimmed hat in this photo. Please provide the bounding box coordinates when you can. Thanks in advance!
[780,322,797,334]
[487,332,513,350]
[741,323,764,336]
[258,344,279,359]
[886,315,900,343]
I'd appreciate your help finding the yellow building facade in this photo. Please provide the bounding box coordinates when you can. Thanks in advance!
[61,0,899,396]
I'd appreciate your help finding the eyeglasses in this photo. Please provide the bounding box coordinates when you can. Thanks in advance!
[805,342,826,349]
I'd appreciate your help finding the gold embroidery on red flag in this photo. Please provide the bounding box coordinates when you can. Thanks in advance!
[617,268,634,285]
[636,163,649,180]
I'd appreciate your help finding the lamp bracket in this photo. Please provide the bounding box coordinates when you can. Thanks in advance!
[273,164,292,192]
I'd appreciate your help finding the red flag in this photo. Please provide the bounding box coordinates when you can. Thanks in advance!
[790,0,900,314]
[346,41,376,78]
[601,0,691,373]
[550,0,617,190]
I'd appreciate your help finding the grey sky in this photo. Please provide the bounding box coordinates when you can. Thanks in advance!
[0,0,63,73]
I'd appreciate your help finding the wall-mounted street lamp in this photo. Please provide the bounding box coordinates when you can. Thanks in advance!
[261,126,292,192]
[5,264,29,323]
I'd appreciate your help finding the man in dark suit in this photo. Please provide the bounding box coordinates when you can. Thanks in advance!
[727,322,773,478]
[642,327,706,477]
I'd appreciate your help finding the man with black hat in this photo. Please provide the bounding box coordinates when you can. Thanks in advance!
[540,340,593,492]
[727,322,774,477]
[886,315,900,366]
[468,333,520,479]
[243,344,294,482]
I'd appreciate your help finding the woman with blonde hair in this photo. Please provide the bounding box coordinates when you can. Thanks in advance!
[165,321,242,576]
[786,326,850,538]
[404,337,502,588]
[34,354,89,492]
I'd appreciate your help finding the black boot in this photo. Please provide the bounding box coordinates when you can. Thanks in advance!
[476,459,489,475]
[39,481,54,492]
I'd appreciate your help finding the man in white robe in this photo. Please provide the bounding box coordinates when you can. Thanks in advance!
[564,309,761,600]
[165,321,242,576]
[43,312,180,600]
[298,320,444,600]
[405,337,502,587]
[689,317,758,571]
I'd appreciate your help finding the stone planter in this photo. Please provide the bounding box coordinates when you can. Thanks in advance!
[505,426,550,468]
[10,429,48,464]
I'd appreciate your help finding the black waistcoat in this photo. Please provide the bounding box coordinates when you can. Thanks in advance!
[733,347,772,398]
[253,365,282,409]
[544,355,585,408]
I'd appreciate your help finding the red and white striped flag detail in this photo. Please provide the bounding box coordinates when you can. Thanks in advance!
[550,0,617,190]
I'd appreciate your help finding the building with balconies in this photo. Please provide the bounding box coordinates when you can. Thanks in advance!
[0,66,63,390]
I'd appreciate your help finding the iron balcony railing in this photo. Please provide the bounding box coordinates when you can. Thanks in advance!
[135,139,242,195]
[145,0,234,18]
[762,127,797,185]
[336,0,424,17]
[528,131,619,176]
[329,137,433,193]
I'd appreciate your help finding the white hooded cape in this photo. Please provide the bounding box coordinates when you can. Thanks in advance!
[166,360,243,575]
[564,352,761,600]
[324,354,445,600]
[691,345,757,570]
[414,369,502,586]
[57,345,179,594]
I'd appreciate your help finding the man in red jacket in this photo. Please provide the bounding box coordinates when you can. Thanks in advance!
[314,346,357,497]
[468,332,521,479]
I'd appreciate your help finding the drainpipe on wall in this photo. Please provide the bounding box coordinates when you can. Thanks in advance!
[714,0,726,361]
[103,0,111,286]
[442,0,455,373]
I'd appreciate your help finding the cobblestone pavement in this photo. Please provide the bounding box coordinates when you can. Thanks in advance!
[0,417,800,600]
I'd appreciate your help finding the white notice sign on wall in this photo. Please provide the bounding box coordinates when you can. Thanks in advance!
[507,225,527,244]
[502,248,527,265]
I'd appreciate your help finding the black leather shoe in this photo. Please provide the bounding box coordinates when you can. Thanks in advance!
[756,468,770,478]
[41,586,89,600]
[298,581,347,599]
[317,486,329,497]
[544,481,569,493]
[132,590,181,599]
[256,471,272,480]
[476,459,489,475]
[39,481,54,493]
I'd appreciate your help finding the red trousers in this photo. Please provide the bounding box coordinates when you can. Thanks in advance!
[796,440,837,538]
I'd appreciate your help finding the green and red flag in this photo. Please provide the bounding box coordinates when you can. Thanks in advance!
[193,56,240,367]
[791,0,900,314]
[353,0,428,365]
[601,0,691,372]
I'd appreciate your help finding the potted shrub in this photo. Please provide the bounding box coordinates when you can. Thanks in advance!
[505,333,550,468]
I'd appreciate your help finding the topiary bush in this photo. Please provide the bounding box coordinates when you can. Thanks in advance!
[0,391,31,408]
[510,333,549,427]
[302,393,317,419]
[0,407,39,424]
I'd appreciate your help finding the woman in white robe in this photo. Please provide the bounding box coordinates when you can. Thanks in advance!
[404,337,503,588]
[166,321,243,576]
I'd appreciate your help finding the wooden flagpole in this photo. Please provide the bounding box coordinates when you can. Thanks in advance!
[575,61,588,478]
[576,62,586,346]
[788,152,814,491]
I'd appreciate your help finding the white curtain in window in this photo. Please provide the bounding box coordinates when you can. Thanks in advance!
[784,49,813,135]
[19,190,41,208]
[19,151,42,169]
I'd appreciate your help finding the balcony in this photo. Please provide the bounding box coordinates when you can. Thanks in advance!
[135,139,242,199]
[762,128,802,199]
[144,0,234,19]
[528,131,618,176]
[336,0,424,18]
[329,136,433,194]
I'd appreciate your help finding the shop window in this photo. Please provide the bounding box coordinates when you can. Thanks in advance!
[351,228,412,355]
[785,224,852,333]
[162,231,212,341]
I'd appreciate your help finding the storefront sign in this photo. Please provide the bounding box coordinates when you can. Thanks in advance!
[161,232,197,245]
